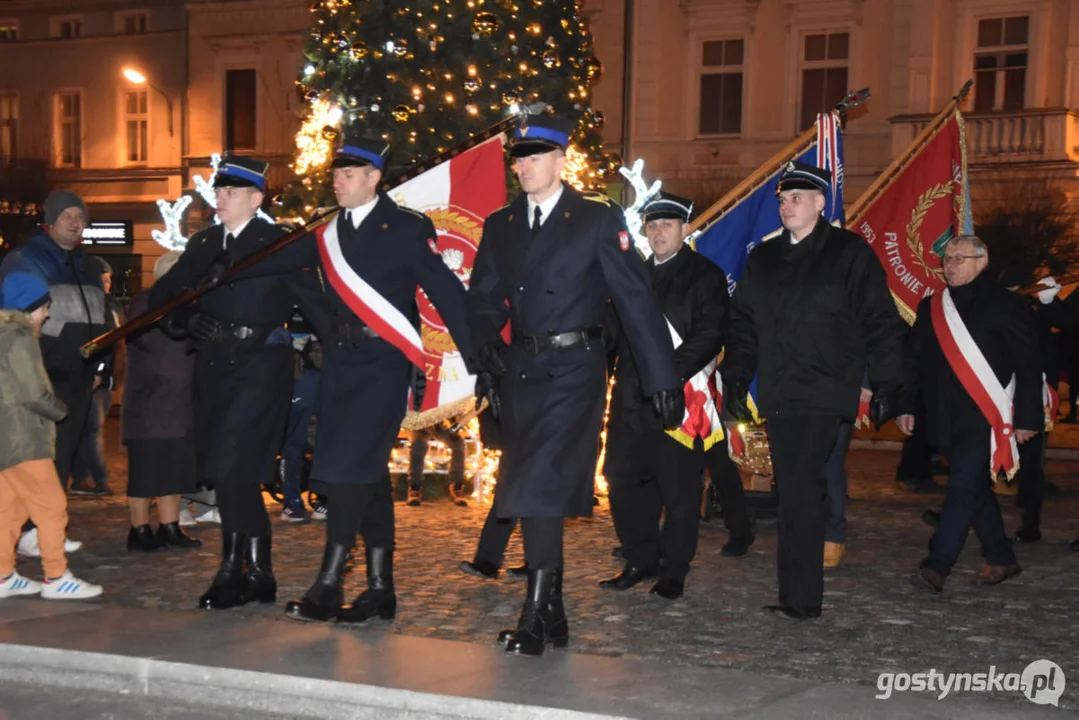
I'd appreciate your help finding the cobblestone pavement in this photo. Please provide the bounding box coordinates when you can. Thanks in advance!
[26,418,1079,711]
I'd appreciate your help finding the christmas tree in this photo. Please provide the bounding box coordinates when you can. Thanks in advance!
[285,0,617,214]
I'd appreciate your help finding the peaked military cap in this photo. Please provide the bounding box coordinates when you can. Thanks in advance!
[214,153,269,190]
[509,114,575,158]
[332,132,390,171]
[775,161,831,196]
[641,191,693,223]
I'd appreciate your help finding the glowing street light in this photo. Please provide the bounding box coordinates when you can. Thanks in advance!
[122,67,173,136]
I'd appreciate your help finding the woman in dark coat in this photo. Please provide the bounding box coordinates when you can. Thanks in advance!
[122,251,201,551]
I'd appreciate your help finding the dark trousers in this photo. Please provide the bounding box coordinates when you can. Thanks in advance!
[923,429,1016,578]
[1016,431,1046,531]
[72,388,111,488]
[326,480,395,549]
[706,443,752,539]
[474,494,517,567]
[897,404,933,481]
[521,516,562,571]
[408,425,465,489]
[767,415,842,610]
[607,430,704,580]
[51,373,96,491]
[824,421,854,544]
[282,373,318,507]
[215,482,271,538]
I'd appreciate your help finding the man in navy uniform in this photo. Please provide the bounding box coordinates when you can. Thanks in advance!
[151,154,304,610]
[468,114,684,656]
[602,192,728,600]
[249,133,475,624]
[722,161,905,620]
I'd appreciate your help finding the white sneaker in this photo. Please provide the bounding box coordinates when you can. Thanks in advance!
[40,570,103,600]
[178,506,198,527]
[16,528,82,557]
[195,507,221,524]
[0,571,42,598]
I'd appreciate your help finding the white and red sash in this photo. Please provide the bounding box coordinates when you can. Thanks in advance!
[315,214,426,369]
[930,289,1018,480]
[665,321,724,451]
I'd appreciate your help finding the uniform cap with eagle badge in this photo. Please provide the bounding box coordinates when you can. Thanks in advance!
[775,161,831,196]
[641,191,693,224]
[509,114,575,158]
[332,132,390,171]
[213,153,269,191]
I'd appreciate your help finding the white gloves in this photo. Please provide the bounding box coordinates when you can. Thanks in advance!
[1037,276,1061,304]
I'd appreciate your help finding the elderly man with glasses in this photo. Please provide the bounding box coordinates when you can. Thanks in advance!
[899,235,1042,594]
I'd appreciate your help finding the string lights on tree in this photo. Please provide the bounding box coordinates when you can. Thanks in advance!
[286,0,619,212]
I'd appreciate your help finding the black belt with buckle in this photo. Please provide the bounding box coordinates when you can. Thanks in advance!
[334,323,380,341]
[229,326,257,341]
[515,327,603,355]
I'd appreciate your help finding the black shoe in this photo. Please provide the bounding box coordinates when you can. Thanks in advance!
[900,477,946,494]
[766,604,821,620]
[1014,527,1042,543]
[448,483,468,507]
[611,546,625,559]
[284,543,348,622]
[1070,539,1079,552]
[599,563,659,590]
[922,509,941,528]
[198,532,245,610]
[505,569,556,656]
[1060,415,1077,424]
[460,560,499,579]
[650,577,684,600]
[240,536,276,605]
[406,488,421,507]
[127,524,163,552]
[505,569,569,647]
[156,521,202,549]
[337,547,396,623]
[910,566,944,594]
[720,534,754,557]
[69,479,100,497]
[506,564,529,578]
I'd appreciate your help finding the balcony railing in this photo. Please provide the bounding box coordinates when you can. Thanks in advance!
[891,108,1079,166]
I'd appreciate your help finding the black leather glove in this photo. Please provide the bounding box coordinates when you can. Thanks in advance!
[474,371,501,422]
[170,305,223,342]
[195,250,232,290]
[478,339,508,377]
[723,383,753,424]
[652,388,686,428]
[869,385,899,432]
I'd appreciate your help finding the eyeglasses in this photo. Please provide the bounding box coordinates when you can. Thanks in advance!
[941,254,983,266]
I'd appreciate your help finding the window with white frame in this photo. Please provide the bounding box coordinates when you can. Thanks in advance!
[56,91,82,167]
[124,90,148,164]
[0,21,17,43]
[118,11,149,34]
[698,39,743,135]
[54,16,83,39]
[799,32,849,131]
[973,15,1028,112]
[0,93,16,159]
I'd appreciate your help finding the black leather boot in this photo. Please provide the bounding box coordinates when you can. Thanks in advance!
[546,568,568,648]
[128,524,163,552]
[337,547,397,623]
[284,543,349,622]
[241,536,277,605]
[198,531,245,609]
[505,568,555,656]
[156,521,203,549]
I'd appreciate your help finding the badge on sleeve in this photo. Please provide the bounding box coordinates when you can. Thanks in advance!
[618,231,630,251]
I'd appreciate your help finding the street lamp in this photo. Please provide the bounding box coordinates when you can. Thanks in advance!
[122,67,173,136]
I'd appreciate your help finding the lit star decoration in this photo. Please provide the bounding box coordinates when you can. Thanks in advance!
[151,196,194,251]
[193,153,275,226]
[619,158,662,257]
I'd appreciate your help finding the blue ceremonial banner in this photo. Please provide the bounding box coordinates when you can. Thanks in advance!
[694,113,845,296]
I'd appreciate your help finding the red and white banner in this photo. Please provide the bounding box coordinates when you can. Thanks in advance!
[930,288,1019,480]
[665,322,724,451]
[852,111,968,324]
[390,135,508,422]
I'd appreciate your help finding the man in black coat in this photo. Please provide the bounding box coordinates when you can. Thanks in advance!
[602,192,727,600]
[151,154,307,610]
[900,237,1041,593]
[722,162,906,620]
[467,114,683,655]
[244,134,475,625]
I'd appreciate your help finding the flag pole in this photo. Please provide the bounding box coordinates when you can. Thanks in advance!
[847,80,972,225]
[686,87,871,235]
